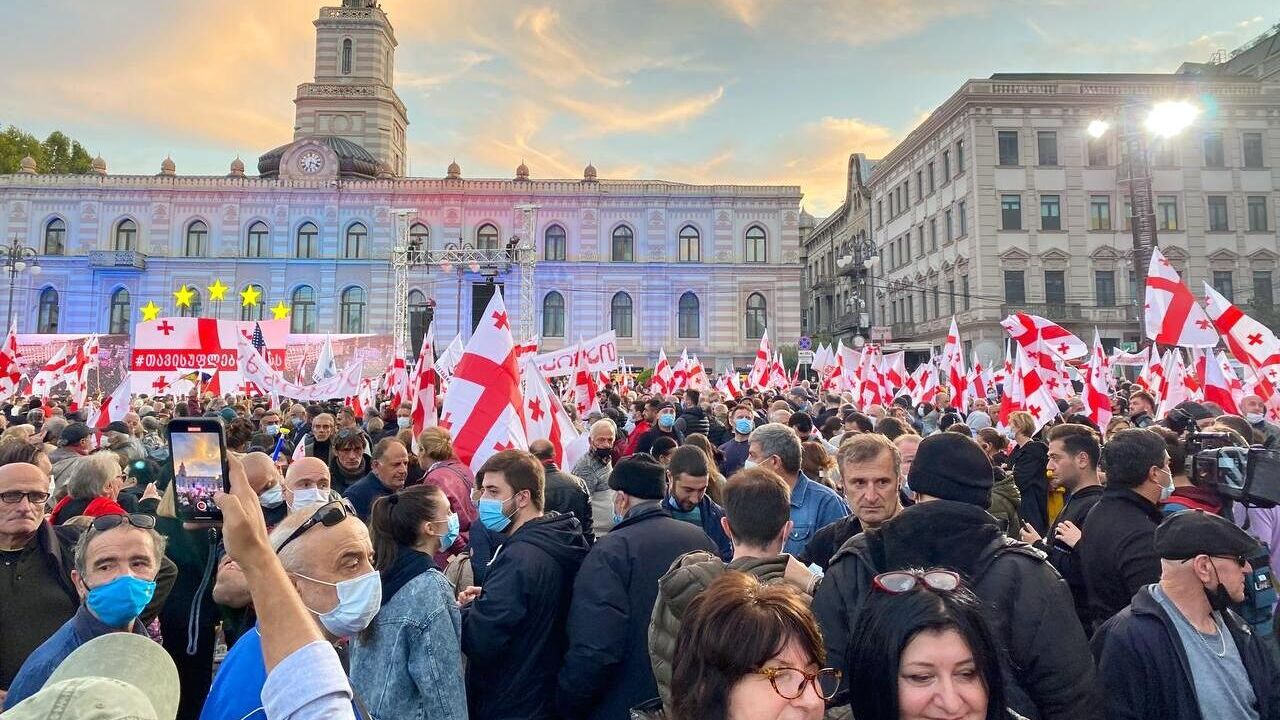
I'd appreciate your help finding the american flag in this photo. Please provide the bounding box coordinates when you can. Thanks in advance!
[251,322,266,356]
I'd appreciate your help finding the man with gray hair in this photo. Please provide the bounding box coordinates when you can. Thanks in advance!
[574,418,618,536]
[747,422,848,556]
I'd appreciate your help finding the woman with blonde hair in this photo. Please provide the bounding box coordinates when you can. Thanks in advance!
[417,426,477,565]
[1006,411,1049,536]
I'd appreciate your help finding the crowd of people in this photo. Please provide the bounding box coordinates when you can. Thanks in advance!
[0,376,1278,719]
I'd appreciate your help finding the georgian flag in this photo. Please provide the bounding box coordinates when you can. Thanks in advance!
[438,335,465,384]
[941,317,967,409]
[747,329,772,391]
[572,340,599,418]
[651,348,674,396]
[31,344,70,398]
[382,349,408,409]
[522,355,586,468]
[1081,330,1113,429]
[1157,350,1194,418]
[716,366,743,400]
[1016,343,1060,434]
[1000,312,1087,361]
[1197,348,1239,414]
[1203,283,1280,371]
[904,361,939,407]
[1145,247,1219,347]
[409,322,439,452]
[671,349,691,394]
[880,351,907,397]
[0,320,19,402]
[88,373,132,430]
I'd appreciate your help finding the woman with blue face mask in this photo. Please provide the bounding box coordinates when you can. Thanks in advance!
[351,485,467,719]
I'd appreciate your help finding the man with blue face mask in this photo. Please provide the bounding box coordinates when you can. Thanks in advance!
[4,513,167,709]
[634,402,684,456]
[717,404,756,476]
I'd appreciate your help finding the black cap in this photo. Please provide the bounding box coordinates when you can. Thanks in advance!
[61,422,93,446]
[1155,510,1260,560]
[1174,401,1215,422]
[608,453,667,500]
[906,433,993,507]
[104,421,130,434]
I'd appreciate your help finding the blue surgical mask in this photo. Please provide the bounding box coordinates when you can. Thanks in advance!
[658,414,675,430]
[291,417,304,428]
[397,416,412,429]
[85,574,156,628]
[624,417,637,434]
[294,570,382,638]
[265,424,280,436]
[436,512,460,550]
[478,496,516,532]
[734,418,753,435]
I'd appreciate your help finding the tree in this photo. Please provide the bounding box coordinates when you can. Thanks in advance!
[0,125,94,174]
[0,126,42,174]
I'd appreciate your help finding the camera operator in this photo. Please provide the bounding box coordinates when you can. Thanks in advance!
[1151,427,1221,516]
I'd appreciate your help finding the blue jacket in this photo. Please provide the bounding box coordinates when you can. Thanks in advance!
[4,606,150,709]
[351,550,466,720]
[343,471,395,522]
[785,472,849,556]
[556,503,717,720]
[666,495,732,562]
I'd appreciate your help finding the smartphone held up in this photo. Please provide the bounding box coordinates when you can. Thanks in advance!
[167,418,231,522]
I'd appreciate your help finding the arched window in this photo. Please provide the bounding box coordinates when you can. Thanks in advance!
[409,223,429,261]
[343,222,366,259]
[179,288,203,318]
[678,225,700,263]
[476,223,499,250]
[114,219,137,252]
[184,220,208,257]
[296,222,318,259]
[240,284,265,321]
[245,222,269,258]
[341,39,353,75]
[544,225,567,261]
[611,292,633,338]
[44,218,66,256]
[612,225,634,262]
[542,292,565,337]
[678,292,700,338]
[108,288,130,334]
[291,286,317,333]
[746,292,767,339]
[37,288,58,333]
[745,225,767,263]
[340,286,366,333]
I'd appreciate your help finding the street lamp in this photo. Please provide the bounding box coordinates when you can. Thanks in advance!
[1,236,41,328]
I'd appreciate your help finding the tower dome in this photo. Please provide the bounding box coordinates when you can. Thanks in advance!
[582,162,598,182]
[228,156,246,177]
[90,156,107,175]
[18,156,36,174]
[515,160,529,180]
[159,156,176,176]
[446,160,461,179]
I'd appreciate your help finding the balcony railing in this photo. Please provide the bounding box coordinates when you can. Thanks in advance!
[890,322,915,339]
[999,302,1083,321]
[834,311,864,335]
[88,250,147,271]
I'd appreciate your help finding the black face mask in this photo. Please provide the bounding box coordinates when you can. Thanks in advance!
[593,446,613,461]
[1204,563,1236,613]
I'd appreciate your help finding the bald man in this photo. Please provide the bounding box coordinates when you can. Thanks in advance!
[239,452,287,528]
[282,457,333,513]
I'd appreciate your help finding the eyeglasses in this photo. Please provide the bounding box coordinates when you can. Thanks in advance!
[275,500,355,555]
[873,569,962,594]
[751,666,842,701]
[0,490,52,505]
[88,513,157,532]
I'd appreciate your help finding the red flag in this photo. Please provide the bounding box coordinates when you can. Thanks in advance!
[942,318,967,409]
[1145,247,1218,347]
[1081,330,1113,429]
[572,340,599,418]
[89,373,132,430]
[1200,349,1239,414]
[1000,312,1087,360]
[522,356,584,468]
[1204,283,1280,371]
[409,324,439,452]
[748,329,772,391]
[0,320,20,402]
[1017,344,1059,434]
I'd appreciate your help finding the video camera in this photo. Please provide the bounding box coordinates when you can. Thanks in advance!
[1189,435,1280,509]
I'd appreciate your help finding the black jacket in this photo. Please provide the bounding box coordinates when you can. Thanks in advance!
[461,512,588,720]
[673,406,710,438]
[706,417,733,446]
[1077,486,1162,629]
[557,504,716,720]
[543,462,595,545]
[1091,585,1280,720]
[634,427,683,456]
[812,500,1100,720]
[342,471,394,522]
[799,514,864,571]
[1032,484,1103,631]
[1009,439,1050,534]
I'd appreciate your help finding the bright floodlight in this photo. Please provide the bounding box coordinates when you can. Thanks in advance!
[1087,119,1110,138]
[1144,101,1199,139]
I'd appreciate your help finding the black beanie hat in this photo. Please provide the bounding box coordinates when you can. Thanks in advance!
[608,453,667,500]
[907,433,993,507]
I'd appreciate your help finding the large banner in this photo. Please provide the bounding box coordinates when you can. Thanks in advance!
[285,334,394,383]
[129,318,289,395]
[531,331,620,378]
[17,334,131,397]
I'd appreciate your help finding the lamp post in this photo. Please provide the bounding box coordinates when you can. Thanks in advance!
[1,235,41,328]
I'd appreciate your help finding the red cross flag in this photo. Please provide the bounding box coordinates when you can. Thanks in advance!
[1204,283,1280,371]
[1000,312,1087,361]
[437,289,527,471]
[942,318,968,409]
[747,329,772,391]
[522,355,584,468]
[409,323,439,452]
[1081,330,1113,429]
[880,351,907,397]
[1197,347,1239,414]
[904,361,939,407]
[1157,350,1194,417]
[1145,247,1218,347]
[382,348,408,409]
[716,365,743,400]
[572,339,599,418]
[651,348,674,396]
[0,320,20,402]
[31,344,70,398]
[1016,343,1059,434]
[88,373,132,430]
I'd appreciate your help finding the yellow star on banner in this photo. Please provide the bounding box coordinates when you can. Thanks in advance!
[139,301,161,322]
[207,279,229,302]
[173,284,195,308]
[240,284,262,308]
[270,301,290,320]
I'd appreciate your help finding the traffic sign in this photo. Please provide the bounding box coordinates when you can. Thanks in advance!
[798,336,812,350]
[797,350,815,364]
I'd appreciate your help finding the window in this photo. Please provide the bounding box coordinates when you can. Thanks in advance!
[1213,271,1234,302]
[745,226,767,263]
[108,289,130,334]
[945,210,953,241]
[1039,195,1061,231]
[1095,271,1117,306]
[998,195,1020,230]
[543,225,566,261]
[343,223,366,259]
[904,234,911,262]
[678,292,700,338]
[907,296,914,323]
[1248,196,1269,231]
[1151,138,1176,167]
[998,131,1020,166]
[918,226,925,256]
[1044,270,1066,305]
[962,276,970,310]
[678,225,700,263]
[916,171,923,201]
[36,288,58,333]
[1207,196,1229,231]
[1204,132,1225,167]
[44,218,65,255]
[903,181,910,209]
[1157,196,1179,231]
[291,286,317,333]
[183,220,208,257]
[876,200,883,227]
[746,293,767,339]
[948,280,956,314]
[341,39,353,75]
[958,201,967,237]
[956,139,965,175]
[408,290,431,347]
[1243,132,1265,169]
[240,284,265,321]
[932,287,940,319]
[1254,271,1274,308]
[1089,195,1112,230]
[542,292,565,337]
[927,162,935,193]
[409,223,429,261]
[1004,270,1025,304]
[942,150,951,181]
[920,290,927,321]
[296,222,318,259]
[1036,131,1058,166]
[610,292,633,338]
[476,223,499,251]
[1087,135,1108,166]
[339,287,365,332]
[1123,199,1133,230]
[114,219,137,252]
[179,288,203,318]
[245,221,269,258]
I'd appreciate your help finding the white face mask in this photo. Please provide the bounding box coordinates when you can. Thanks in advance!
[743,458,758,470]
[258,484,285,509]
[288,487,329,511]
[1246,412,1266,425]
[294,570,382,638]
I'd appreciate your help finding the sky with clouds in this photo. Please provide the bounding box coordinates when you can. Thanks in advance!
[2,1,1275,214]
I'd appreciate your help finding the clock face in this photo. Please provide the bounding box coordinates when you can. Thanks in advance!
[299,151,324,174]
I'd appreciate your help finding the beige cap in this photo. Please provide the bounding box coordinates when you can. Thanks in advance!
[0,677,157,719]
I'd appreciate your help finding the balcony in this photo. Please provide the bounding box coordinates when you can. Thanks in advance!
[1081,304,1140,323]
[891,321,916,339]
[811,277,835,292]
[88,250,147,271]
[833,311,864,336]
[1000,302,1083,321]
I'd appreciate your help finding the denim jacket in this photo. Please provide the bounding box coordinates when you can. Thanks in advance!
[784,472,850,556]
[350,567,467,720]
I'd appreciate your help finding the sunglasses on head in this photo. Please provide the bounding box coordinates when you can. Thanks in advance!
[88,513,157,532]
[873,569,962,595]
[275,500,355,555]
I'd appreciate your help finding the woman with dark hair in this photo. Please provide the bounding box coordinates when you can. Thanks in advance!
[638,570,838,719]
[350,484,466,719]
[847,569,1022,720]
